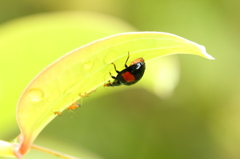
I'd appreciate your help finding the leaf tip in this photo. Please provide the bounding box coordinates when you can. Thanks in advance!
[198,44,215,60]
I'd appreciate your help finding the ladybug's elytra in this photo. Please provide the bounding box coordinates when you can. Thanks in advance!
[104,52,145,87]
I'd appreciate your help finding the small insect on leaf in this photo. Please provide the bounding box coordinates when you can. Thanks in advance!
[53,111,62,116]
[79,89,96,98]
[104,52,146,87]
[67,103,80,110]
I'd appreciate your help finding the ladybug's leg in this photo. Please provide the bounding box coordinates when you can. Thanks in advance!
[124,51,130,68]
[109,72,117,79]
[111,62,120,73]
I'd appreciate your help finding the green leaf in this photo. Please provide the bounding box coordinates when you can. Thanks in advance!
[17,31,214,154]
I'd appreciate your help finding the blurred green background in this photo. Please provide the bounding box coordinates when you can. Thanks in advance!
[0,0,240,159]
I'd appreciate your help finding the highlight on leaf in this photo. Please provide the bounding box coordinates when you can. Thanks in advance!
[14,31,214,156]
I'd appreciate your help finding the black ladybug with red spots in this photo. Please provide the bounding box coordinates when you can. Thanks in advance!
[104,52,145,87]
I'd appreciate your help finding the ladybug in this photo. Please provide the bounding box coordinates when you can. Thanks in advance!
[104,52,145,87]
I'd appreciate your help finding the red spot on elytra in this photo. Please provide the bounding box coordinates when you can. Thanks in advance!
[121,71,135,82]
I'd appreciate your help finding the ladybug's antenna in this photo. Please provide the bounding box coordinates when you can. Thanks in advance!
[124,52,130,68]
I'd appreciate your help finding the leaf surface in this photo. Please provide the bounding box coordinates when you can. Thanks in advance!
[17,31,214,154]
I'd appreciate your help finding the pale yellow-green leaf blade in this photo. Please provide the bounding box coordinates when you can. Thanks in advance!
[17,31,214,154]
